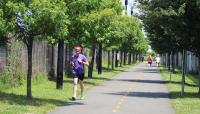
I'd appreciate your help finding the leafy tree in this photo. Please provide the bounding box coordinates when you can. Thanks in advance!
[80,8,117,75]
[5,0,69,98]
[139,0,180,53]
[117,15,146,64]
[102,15,126,68]
[64,0,102,78]
[184,0,200,94]
[139,0,200,94]
[70,0,123,77]
[0,9,6,38]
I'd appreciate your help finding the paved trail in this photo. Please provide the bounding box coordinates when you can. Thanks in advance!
[49,63,175,114]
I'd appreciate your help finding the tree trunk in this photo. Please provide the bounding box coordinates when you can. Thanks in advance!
[107,51,110,70]
[160,54,162,65]
[49,44,55,80]
[88,47,95,78]
[168,53,171,70]
[64,45,68,76]
[135,54,138,62]
[163,54,166,66]
[139,54,141,62]
[68,46,73,76]
[133,53,135,63]
[120,50,123,67]
[112,49,114,70]
[181,50,186,96]
[96,50,98,70]
[198,56,200,94]
[172,51,175,72]
[5,44,8,66]
[123,51,126,65]
[128,53,131,64]
[132,53,134,64]
[176,52,179,68]
[97,43,102,74]
[26,39,33,99]
[115,50,119,67]
[165,53,166,67]
[56,40,64,89]
[170,52,172,81]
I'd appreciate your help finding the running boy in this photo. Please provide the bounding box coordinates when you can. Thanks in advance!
[71,45,89,100]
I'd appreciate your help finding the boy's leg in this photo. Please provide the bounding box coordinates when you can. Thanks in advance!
[79,74,85,99]
[73,77,78,98]
[80,80,84,98]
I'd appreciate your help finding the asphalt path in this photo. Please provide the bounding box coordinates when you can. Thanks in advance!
[49,63,175,114]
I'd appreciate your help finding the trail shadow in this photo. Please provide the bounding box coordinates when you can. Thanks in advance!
[102,67,128,72]
[184,83,198,87]
[169,92,200,99]
[117,79,169,84]
[61,101,85,106]
[106,91,170,99]
[88,77,110,81]
[63,77,111,86]
[133,68,160,73]
[115,79,198,87]
[143,71,160,73]
[106,91,200,99]
[63,79,97,86]
[0,91,66,106]
[84,77,111,86]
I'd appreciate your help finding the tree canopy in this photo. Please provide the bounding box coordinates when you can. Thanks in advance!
[139,0,200,55]
[0,0,148,97]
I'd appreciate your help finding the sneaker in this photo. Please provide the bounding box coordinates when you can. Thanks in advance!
[70,97,76,101]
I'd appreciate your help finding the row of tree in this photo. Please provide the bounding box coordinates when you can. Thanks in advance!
[0,0,147,98]
[138,0,200,94]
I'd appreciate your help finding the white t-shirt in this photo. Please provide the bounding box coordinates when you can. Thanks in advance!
[155,57,160,63]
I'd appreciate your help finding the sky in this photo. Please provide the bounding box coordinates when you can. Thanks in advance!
[120,0,139,15]
[120,0,151,51]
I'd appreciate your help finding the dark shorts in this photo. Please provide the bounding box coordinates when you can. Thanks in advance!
[73,73,84,81]
[148,61,152,64]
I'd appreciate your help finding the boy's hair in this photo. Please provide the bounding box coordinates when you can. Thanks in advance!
[74,44,83,52]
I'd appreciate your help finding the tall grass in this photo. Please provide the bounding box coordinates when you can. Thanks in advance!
[160,67,200,114]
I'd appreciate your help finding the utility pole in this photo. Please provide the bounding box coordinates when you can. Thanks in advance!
[131,1,136,16]
[131,6,133,16]
[125,0,128,13]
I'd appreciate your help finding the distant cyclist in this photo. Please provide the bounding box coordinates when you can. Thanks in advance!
[70,45,89,101]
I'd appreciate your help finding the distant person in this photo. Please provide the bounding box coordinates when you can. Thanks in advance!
[70,45,89,101]
[155,56,161,67]
[141,56,144,62]
[147,55,153,67]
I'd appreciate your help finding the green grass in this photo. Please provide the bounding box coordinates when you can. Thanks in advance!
[0,64,136,114]
[160,67,200,114]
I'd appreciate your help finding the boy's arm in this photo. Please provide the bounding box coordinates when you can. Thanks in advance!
[82,61,89,66]
[71,61,75,67]
[79,56,89,66]
[70,56,75,67]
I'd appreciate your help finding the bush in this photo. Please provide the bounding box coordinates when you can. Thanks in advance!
[0,67,24,88]
[32,72,48,84]
[0,38,25,88]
